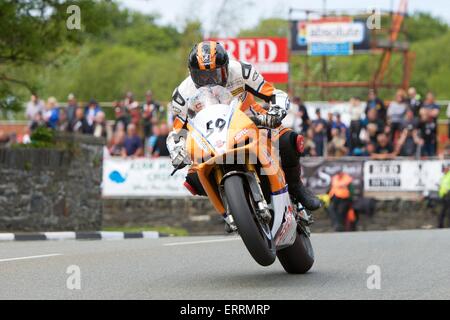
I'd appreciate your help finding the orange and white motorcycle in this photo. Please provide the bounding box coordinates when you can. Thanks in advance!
[175,87,314,273]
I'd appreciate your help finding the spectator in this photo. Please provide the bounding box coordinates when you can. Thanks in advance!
[71,107,93,134]
[25,94,45,123]
[93,111,109,139]
[311,109,328,156]
[370,132,397,160]
[418,109,438,157]
[43,97,60,129]
[363,108,384,144]
[332,113,348,138]
[326,112,335,142]
[21,127,32,144]
[129,101,143,137]
[124,91,134,109]
[421,92,440,120]
[292,96,310,134]
[387,89,407,141]
[142,90,161,139]
[29,112,46,131]
[84,99,101,127]
[57,108,70,132]
[396,109,423,157]
[66,93,78,127]
[327,128,348,157]
[122,123,143,157]
[152,123,170,157]
[112,101,129,133]
[302,128,317,157]
[366,89,386,122]
[349,96,364,124]
[349,96,365,151]
[146,125,160,156]
[0,130,11,148]
[438,164,450,228]
[109,130,126,156]
[407,87,422,117]
[328,170,355,232]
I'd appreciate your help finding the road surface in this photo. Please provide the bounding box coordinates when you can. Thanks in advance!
[0,229,449,299]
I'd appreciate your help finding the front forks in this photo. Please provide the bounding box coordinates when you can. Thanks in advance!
[216,164,271,225]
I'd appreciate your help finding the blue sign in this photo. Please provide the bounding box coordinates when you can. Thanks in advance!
[308,43,353,56]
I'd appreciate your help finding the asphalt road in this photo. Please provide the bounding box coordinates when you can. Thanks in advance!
[0,229,449,300]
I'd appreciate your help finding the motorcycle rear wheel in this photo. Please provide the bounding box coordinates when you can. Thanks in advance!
[224,175,276,266]
[276,229,314,274]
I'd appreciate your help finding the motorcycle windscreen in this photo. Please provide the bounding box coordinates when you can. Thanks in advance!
[189,104,234,155]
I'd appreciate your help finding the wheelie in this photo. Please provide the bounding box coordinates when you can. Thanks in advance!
[167,41,321,273]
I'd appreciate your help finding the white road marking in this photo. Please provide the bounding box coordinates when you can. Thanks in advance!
[164,237,240,246]
[0,253,62,263]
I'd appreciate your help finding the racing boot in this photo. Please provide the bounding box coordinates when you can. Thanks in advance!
[278,130,321,211]
[284,164,322,211]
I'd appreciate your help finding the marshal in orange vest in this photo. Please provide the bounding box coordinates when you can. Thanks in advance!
[329,173,353,199]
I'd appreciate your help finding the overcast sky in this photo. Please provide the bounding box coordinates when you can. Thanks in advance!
[119,0,450,34]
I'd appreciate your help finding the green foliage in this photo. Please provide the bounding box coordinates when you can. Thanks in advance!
[403,12,449,43]
[29,126,55,148]
[1,1,449,106]
[238,18,289,37]
[410,31,450,97]
[0,0,125,110]
[13,126,56,149]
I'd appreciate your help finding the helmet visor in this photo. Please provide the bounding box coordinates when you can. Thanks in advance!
[190,66,228,88]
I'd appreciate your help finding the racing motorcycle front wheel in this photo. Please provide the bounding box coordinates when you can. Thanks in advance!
[223,175,276,267]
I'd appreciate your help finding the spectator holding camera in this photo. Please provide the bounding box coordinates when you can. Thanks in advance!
[396,109,423,157]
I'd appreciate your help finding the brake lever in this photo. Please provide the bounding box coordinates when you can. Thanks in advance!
[170,157,191,176]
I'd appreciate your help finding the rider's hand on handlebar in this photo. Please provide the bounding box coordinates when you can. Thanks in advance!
[171,146,190,169]
[251,105,287,128]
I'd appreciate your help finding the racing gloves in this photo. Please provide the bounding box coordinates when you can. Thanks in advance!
[168,135,190,169]
[251,105,287,129]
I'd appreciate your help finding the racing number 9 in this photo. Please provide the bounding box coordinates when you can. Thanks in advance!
[206,118,226,138]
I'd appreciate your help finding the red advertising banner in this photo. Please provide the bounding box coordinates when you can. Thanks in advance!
[210,37,289,83]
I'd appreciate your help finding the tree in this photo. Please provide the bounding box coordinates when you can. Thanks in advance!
[0,0,123,111]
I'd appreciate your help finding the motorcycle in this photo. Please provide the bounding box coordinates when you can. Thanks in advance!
[175,86,314,273]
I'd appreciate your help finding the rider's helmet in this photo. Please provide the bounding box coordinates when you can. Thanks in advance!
[188,41,229,88]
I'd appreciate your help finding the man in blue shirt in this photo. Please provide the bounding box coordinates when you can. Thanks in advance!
[122,123,143,157]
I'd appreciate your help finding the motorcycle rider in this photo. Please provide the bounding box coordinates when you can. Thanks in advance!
[167,41,321,227]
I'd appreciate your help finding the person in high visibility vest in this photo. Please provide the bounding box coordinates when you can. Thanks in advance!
[438,164,450,228]
[328,170,355,232]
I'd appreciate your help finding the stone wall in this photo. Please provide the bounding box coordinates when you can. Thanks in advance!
[0,133,104,231]
[103,196,442,235]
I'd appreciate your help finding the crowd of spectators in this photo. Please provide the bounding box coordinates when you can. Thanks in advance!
[292,87,447,159]
[2,86,448,160]
[18,90,170,158]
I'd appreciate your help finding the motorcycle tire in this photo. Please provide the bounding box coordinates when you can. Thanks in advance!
[276,230,314,274]
[224,175,276,266]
